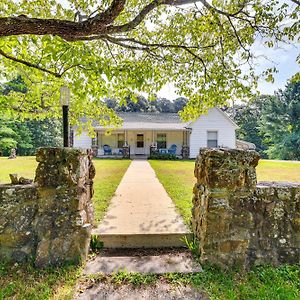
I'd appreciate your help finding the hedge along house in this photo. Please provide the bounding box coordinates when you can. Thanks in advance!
[72,108,239,159]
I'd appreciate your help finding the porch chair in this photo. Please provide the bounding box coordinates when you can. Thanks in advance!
[103,144,112,155]
[168,144,177,155]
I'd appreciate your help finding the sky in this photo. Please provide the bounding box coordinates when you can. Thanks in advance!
[157,43,300,99]
[254,44,300,94]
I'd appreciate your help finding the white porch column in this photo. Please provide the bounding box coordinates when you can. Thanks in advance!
[98,131,102,148]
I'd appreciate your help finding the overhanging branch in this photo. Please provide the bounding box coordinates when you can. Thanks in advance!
[0,49,85,77]
[0,0,208,39]
[0,49,62,77]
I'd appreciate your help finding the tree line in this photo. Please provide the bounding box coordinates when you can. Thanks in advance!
[0,76,63,156]
[104,96,188,113]
[226,81,300,160]
[0,118,63,156]
[1,76,299,160]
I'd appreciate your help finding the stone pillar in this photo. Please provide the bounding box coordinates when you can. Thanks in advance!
[0,184,39,262]
[34,147,95,267]
[192,148,260,268]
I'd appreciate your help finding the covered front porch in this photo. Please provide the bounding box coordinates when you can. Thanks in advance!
[92,129,190,158]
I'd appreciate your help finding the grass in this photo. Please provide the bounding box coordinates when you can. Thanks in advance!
[2,262,298,300]
[167,263,300,299]
[0,156,37,183]
[0,156,130,225]
[149,159,300,225]
[256,160,300,182]
[0,261,82,300]
[79,264,300,300]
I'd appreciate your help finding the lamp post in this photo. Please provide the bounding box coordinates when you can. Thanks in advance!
[60,86,70,147]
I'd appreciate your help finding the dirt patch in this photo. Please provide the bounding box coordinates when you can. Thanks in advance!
[75,279,209,300]
[92,247,191,257]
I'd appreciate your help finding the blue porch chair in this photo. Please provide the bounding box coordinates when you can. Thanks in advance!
[103,144,112,155]
[168,144,177,154]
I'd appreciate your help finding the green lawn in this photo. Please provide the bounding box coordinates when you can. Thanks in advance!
[0,262,81,300]
[0,156,37,183]
[256,160,300,182]
[149,159,300,225]
[0,156,130,225]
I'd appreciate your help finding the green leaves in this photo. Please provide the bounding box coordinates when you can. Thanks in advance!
[0,126,17,153]
[0,0,299,127]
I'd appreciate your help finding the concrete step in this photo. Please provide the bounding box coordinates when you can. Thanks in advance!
[92,231,192,248]
[84,248,202,275]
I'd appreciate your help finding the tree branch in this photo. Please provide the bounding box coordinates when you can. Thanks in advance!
[107,0,248,34]
[290,0,300,6]
[199,0,247,17]
[106,0,200,34]
[91,0,126,24]
[0,0,201,38]
[227,16,251,61]
[0,49,62,77]
[104,35,217,50]
[0,0,252,41]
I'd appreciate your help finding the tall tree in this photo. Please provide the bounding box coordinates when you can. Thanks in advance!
[0,77,63,155]
[0,0,299,127]
[154,98,174,113]
[7,121,33,155]
[227,98,267,156]
[0,126,17,156]
[173,97,188,112]
[260,82,300,160]
[27,119,63,150]
[117,95,151,112]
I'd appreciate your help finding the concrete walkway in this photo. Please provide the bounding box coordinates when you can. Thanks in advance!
[93,160,190,248]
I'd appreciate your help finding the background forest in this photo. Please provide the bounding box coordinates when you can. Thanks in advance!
[1,77,299,160]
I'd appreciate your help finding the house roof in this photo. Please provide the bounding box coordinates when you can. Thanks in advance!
[94,112,191,131]
[83,108,238,131]
[215,108,239,129]
[118,112,182,123]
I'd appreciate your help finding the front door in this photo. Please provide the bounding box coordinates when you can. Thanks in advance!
[136,133,145,155]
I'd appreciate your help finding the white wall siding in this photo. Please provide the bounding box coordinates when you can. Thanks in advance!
[73,130,92,149]
[189,108,237,158]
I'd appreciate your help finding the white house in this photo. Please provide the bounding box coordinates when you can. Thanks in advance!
[72,107,239,158]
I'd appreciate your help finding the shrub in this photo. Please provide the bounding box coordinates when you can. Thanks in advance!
[149,153,178,160]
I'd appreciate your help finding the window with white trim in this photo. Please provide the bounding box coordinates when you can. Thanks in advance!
[207,131,218,147]
[157,133,167,149]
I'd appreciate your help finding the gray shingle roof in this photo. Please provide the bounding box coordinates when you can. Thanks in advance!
[79,109,237,131]
[118,112,182,123]
[93,112,190,130]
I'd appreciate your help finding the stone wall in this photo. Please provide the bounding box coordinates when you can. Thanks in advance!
[0,147,95,267]
[192,148,300,268]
